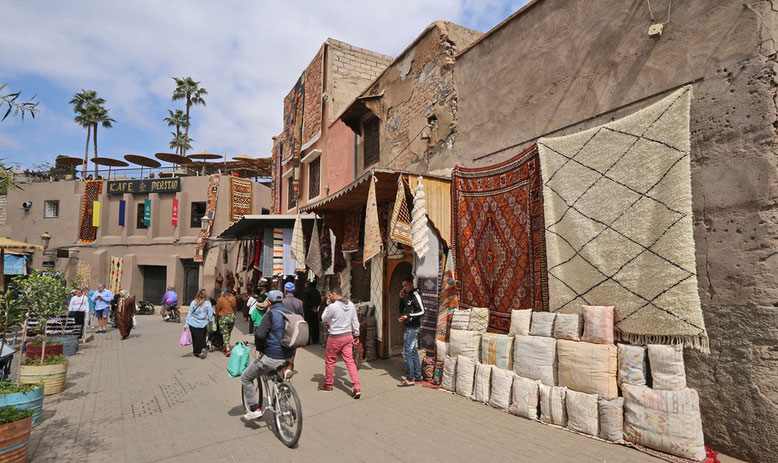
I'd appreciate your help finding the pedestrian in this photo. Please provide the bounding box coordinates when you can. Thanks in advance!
[185,289,214,359]
[161,286,178,321]
[90,283,114,334]
[215,288,237,356]
[318,285,361,399]
[303,280,321,345]
[240,290,295,420]
[397,277,425,387]
[248,286,269,333]
[67,288,89,338]
[85,286,96,329]
[282,282,304,316]
[116,290,136,340]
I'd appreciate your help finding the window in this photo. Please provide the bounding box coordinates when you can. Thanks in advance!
[190,201,207,228]
[287,176,296,211]
[136,203,148,229]
[363,117,380,167]
[43,200,59,218]
[308,156,321,200]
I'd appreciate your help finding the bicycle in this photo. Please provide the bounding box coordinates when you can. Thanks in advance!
[241,342,303,447]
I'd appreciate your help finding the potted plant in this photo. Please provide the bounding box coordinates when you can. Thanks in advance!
[0,406,33,462]
[23,336,64,361]
[19,355,67,395]
[0,381,44,427]
[0,287,24,382]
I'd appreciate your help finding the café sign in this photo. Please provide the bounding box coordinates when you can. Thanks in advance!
[107,178,181,195]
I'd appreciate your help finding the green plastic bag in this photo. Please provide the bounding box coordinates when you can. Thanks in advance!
[207,318,218,334]
[227,342,250,378]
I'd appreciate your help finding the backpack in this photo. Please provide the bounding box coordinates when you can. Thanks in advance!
[270,308,309,349]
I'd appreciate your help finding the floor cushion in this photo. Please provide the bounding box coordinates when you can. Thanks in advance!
[450,309,471,331]
[557,339,618,397]
[455,355,476,397]
[509,309,532,336]
[529,311,556,337]
[581,305,614,344]
[647,344,686,390]
[598,396,624,442]
[481,333,514,370]
[436,340,448,362]
[448,329,481,359]
[441,355,457,391]
[618,343,649,387]
[509,375,540,419]
[471,362,491,403]
[488,367,513,411]
[539,384,567,426]
[513,335,557,386]
[566,390,599,436]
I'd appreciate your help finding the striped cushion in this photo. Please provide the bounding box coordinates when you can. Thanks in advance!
[539,384,567,426]
[480,333,514,370]
[450,309,471,331]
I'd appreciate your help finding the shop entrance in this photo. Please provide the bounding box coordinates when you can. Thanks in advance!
[141,265,167,303]
[182,260,199,305]
[386,260,412,357]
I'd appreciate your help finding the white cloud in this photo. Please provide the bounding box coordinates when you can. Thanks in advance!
[0,1,527,164]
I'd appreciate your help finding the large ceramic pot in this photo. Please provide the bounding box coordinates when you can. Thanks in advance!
[0,386,44,427]
[24,343,63,361]
[48,336,78,356]
[19,362,68,396]
[0,415,32,462]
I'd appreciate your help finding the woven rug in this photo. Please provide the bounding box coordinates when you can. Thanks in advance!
[537,86,707,351]
[306,219,323,278]
[342,206,361,253]
[290,214,306,264]
[108,257,123,294]
[389,178,413,246]
[273,228,284,275]
[194,174,220,262]
[77,262,92,287]
[302,49,323,149]
[78,180,103,243]
[436,251,458,342]
[229,177,252,222]
[363,176,382,263]
[419,275,441,355]
[451,145,548,333]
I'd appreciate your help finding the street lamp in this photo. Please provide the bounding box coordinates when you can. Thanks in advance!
[40,232,51,251]
[200,215,210,232]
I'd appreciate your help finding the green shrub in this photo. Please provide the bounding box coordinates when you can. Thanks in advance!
[0,381,43,394]
[0,406,33,425]
[22,354,67,366]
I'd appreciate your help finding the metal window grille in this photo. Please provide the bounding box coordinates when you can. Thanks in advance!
[308,156,321,200]
[363,117,380,167]
[43,200,59,218]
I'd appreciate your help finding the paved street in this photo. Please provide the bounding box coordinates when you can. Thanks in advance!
[24,312,662,463]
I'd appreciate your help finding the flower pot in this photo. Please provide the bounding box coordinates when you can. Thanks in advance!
[48,336,78,356]
[19,362,68,396]
[0,386,44,427]
[24,343,63,361]
[0,415,31,462]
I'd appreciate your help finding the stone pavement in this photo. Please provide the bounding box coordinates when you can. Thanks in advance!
[25,313,664,463]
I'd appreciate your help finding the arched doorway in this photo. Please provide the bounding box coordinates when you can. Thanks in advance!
[386,260,412,357]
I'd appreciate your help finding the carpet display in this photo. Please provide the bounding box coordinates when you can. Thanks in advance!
[419,276,441,354]
[77,262,92,287]
[363,176,382,263]
[389,178,413,246]
[306,219,324,278]
[78,180,103,243]
[451,145,548,333]
[436,252,458,342]
[342,206,362,253]
[537,86,707,351]
[108,257,123,294]
[229,177,253,222]
[411,176,429,259]
[273,228,284,275]
[301,49,323,149]
[194,174,220,262]
[290,214,306,264]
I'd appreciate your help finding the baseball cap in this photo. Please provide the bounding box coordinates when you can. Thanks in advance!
[267,290,283,303]
[284,282,295,292]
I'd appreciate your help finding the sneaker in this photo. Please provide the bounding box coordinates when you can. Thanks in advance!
[199,349,207,359]
[317,384,332,392]
[243,409,263,420]
[352,389,361,399]
[282,368,294,381]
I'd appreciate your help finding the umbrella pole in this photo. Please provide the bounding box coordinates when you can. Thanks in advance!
[0,248,4,291]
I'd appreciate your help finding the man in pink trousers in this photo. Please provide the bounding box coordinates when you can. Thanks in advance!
[318,285,361,399]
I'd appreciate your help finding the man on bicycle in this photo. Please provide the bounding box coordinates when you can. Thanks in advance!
[241,290,294,420]
[161,286,178,320]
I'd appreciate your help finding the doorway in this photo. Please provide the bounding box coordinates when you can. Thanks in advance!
[386,260,412,357]
[141,265,167,302]
[182,260,199,305]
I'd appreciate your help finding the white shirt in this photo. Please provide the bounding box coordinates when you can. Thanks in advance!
[68,295,89,312]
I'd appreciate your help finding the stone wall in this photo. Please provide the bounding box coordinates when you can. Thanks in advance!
[453,1,778,461]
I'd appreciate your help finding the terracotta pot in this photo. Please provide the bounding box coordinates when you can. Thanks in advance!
[0,386,44,427]
[24,343,63,361]
[0,415,31,462]
[19,362,68,396]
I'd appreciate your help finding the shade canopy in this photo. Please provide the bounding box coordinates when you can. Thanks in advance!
[55,155,84,166]
[91,157,129,167]
[124,154,161,168]
[155,152,192,164]
[232,154,255,162]
[0,237,43,251]
[188,151,222,160]
[218,214,319,239]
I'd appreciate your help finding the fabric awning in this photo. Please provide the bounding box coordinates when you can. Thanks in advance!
[217,214,319,239]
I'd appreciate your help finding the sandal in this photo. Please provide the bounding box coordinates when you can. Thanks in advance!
[397,380,416,387]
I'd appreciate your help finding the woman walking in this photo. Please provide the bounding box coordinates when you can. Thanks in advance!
[186,289,213,359]
[214,288,237,356]
[116,290,136,340]
[68,288,89,338]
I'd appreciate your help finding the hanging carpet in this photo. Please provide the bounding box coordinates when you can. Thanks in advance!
[363,176,382,263]
[389,178,413,246]
[109,257,123,294]
[342,206,362,253]
[451,145,548,333]
[306,219,324,278]
[411,176,429,259]
[537,86,707,351]
[418,252,442,355]
[78,180,103,243]
[194,174,220,262]
[229,177,253,222]
[77,262,92,288]
[437,250,458,342]
[290,214,306,264]
[273,228,284,275]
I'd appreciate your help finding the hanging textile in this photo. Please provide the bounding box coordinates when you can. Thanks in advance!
[92,201,101,227]
[321,225,333,273]
[118,199,126,227]
[342,206,362,253]
[437,250,458,342]
[414,224,440,279]
[418,276,441,355]
[302,49,324,149]
[77,261,92,287]
[389,177,413,246]
[263,228,275,276]
[281,228,294,276]
[253,236,262,272]
[194,174,221,262]
[369,255,383,343]
[306,219,324,278]
[411,176,429,259]
[108,257,123,294]
[290,214,306,264]
[172,199,178,226]
[381,203,404,259]
[325,227,336,275]
[537,86,707,351]
[229,177,253,222]
[363,176,382,264]
[78,180,102,243]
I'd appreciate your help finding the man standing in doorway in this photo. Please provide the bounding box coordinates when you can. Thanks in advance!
[282,282,304,316]
[397,277,424,387]
[91,283,114,333]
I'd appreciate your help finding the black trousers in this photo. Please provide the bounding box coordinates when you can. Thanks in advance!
[69,311,86,338]
[304,309,320,344]
[189,325,207,355]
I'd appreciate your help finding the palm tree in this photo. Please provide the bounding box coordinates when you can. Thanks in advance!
[171,77,207,156]
[169,132,193,155]
[163,109,188,154]
[91,105,115,177]
[70,89,102,178]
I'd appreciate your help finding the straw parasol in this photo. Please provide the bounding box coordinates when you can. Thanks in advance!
[124,154,161,178]
[55,155,84,178]
[188,151,221,160]
[91,157,129,178]
[0,237,43,290]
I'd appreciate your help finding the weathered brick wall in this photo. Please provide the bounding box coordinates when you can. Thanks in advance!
[0,195,6,224]
[328,38,392,82]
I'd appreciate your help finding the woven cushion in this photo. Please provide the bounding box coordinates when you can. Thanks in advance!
[581,305,614,344]
[422,356,435,382]
[441,355,457,391]
[448,329,481,359]
[509,309,532,336]
[480,333,514,370]
[450,309,471,331]
[539,384,567,426]
[488,367,513,411]
[513,335,557,386]
[598,396,624,442]
[529,311,556,337]
[566,390,599,436]
[647,344,686,390]
[553,313,582,341]
[618,343,649,387]
[471,362,491,403]
[509,375,540,420]
[455,355,476,397]
[468,307,489,332]
[557,339,618,397]
[436,340,448,362]
[623,384,705,461]
[432,360,444,386]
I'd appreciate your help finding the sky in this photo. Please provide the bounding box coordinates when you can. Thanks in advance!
[0,1,530,170]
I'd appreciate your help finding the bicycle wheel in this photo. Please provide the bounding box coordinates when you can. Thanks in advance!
[273,382,302,447]
[241,377,263,415]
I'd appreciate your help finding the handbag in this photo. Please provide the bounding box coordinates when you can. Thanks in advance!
[179,327,192,346]
[227,342,251,378]
[132,315,137,327]
[207,317,218,334]
[352,341,364,370]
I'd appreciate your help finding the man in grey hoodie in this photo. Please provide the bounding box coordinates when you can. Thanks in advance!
[317,285,361,399]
